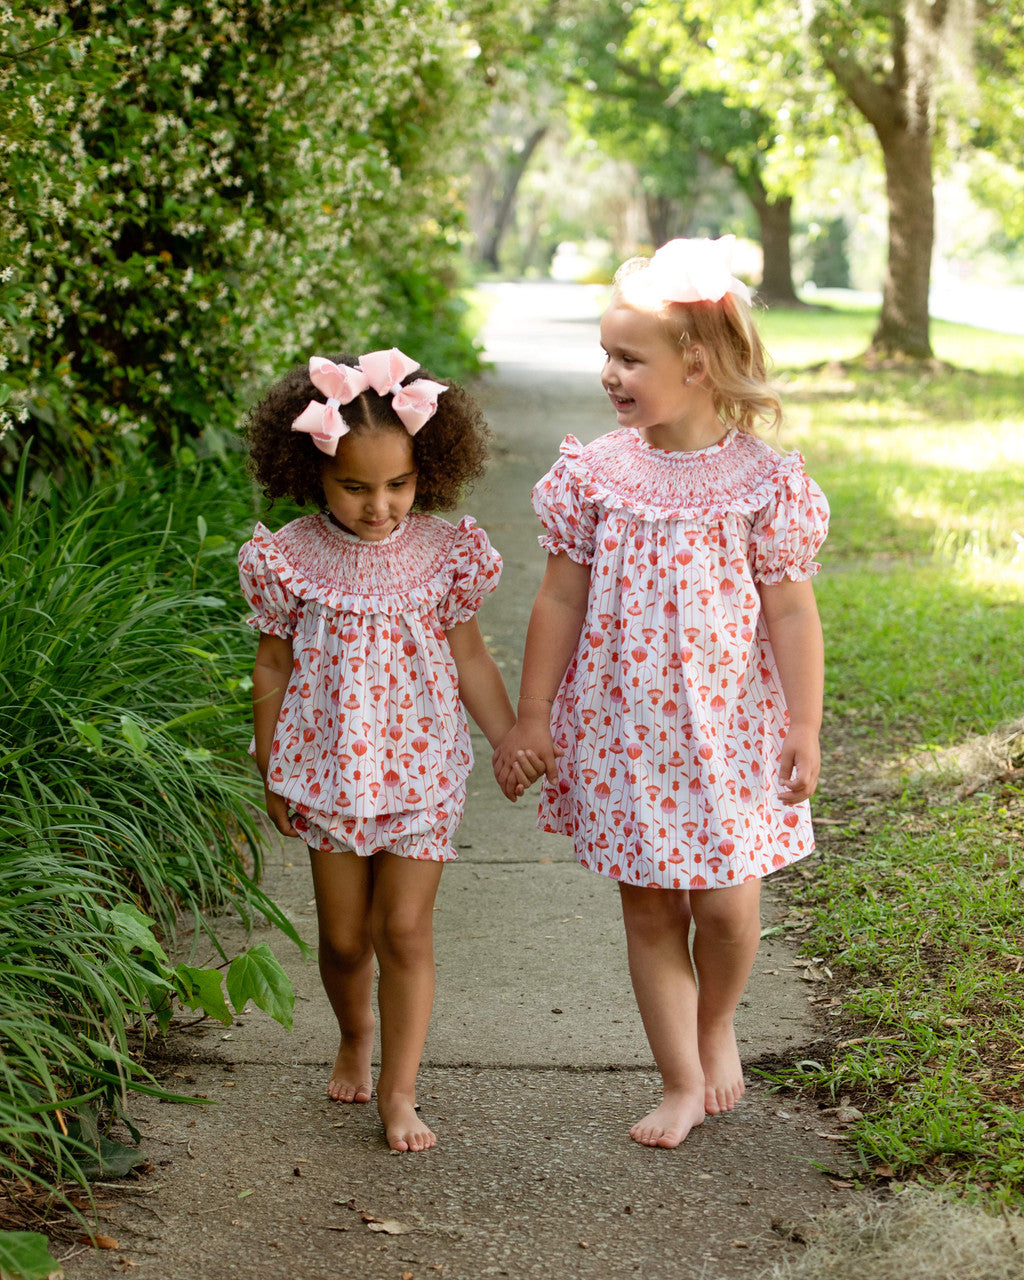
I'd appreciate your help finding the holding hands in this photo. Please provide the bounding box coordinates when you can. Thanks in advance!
[493,700,562,802]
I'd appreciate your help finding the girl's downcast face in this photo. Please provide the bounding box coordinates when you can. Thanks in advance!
[599,303,695,437]
[321,428,417,541]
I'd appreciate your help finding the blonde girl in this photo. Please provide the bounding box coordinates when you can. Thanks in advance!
[495,239,829,1147]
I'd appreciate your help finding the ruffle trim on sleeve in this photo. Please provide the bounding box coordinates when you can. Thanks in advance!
[248,514,476,616]
[435,518,503,628]
[531,439,600,564]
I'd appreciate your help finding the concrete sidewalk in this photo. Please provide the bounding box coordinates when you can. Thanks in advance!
[65,283,853,1280]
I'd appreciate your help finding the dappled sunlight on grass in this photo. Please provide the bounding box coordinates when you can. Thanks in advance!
[818,560,1024,753]
[761,300,1024,374]
[768,351,1024,565]
[756,303,1024,1207]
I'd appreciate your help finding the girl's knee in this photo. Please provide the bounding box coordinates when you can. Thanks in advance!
[690,883,761,941]
[370,908,434,965]
[318,929,373,975]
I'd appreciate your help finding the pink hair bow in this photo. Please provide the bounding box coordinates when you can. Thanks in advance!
[290,357,369,456]
[291,349,447,453]
[357,348,447,436]
[644,235,752,305]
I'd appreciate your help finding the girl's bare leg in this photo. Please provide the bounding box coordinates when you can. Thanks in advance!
[690,879,762,1114]
[308,849,375,1103]
[369,852,445,1152]
[618,884,705,1148]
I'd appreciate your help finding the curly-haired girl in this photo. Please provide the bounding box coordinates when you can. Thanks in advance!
[239,349,537,1152]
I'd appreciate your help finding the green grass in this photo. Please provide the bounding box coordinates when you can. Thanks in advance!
[752,302,1024,1206]
[0,450,299,1210]
[779,789,1024,1202]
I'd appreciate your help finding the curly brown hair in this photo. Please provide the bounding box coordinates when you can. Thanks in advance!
[244,354,491,512]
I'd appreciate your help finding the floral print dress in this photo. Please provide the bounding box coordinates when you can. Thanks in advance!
[532,428,829,890]
[238,512,501,861]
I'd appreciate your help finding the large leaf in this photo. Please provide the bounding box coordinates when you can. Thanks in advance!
[105,904,169,966]
[174,964,233,1026]
[226,945,294,1031]
[0,1231,60,1280]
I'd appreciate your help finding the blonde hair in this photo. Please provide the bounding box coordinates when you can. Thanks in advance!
[612,256,782,435]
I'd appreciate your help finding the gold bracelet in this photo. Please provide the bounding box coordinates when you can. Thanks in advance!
[518,695,553,704]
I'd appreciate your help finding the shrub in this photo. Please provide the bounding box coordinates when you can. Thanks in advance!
[0,1,481,474]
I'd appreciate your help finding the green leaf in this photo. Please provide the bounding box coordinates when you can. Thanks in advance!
[69,717,103,751]
[0,384,11,408]
[64,1114,146,1179]
[196,515,208,544]
[106,904,169,966]
[0,1231,60,1280]
[119,715,148,755]
[174,964,233,1025]
[226,945,294,1030]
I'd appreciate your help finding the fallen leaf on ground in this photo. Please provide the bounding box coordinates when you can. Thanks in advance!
[79,1235,119,1249]
[367,1220,412,1235]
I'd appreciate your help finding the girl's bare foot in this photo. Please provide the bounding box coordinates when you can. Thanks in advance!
[629,1088,705,1148]
[377,1094,435,1152]
[698,1020,745,1114]
[327,1034,373,1103]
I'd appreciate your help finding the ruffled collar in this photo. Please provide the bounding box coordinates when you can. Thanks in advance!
[246,512,467,613]
[633,428,736,460]
[557,428,804,520]
[321,513,410,547]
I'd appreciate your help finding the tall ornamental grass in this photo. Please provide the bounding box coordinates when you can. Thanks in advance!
[0,451,297,1206]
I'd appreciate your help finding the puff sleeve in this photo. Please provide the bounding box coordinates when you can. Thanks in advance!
[749,455,830,584]
[531,437,599,565]
[238,524,301,638]
[436,517,503,630]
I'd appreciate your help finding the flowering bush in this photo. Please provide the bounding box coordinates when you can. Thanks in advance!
[0,1,480,471]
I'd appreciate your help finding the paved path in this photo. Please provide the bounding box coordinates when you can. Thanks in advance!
[65,283,853,1280]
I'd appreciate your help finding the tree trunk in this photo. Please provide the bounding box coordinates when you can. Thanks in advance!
[479,125,548,272]
[817,12,936,358]
[747,183,799,305]
[644,193,675,248]
[871,125,935,358]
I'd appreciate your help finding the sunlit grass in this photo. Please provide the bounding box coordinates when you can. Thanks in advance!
[751,304,1024,1207]
[755,305,1024,570]
[772,791,1024,1203]
[761,297,1024,374]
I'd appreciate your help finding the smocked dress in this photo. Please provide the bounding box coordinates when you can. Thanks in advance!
[532,428,829,890]
[238,512,501,861]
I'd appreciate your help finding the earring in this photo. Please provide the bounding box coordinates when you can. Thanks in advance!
[684,377,691,385]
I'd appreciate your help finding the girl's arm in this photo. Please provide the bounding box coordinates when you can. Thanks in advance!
[445,617,518,750]
[492,552,591,800]
[252,631,299,837]
[446,618,543,796]
[759,577,824,805]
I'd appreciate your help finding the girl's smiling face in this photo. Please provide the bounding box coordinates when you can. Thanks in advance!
[599,303,696,437]
[321,428,417,541]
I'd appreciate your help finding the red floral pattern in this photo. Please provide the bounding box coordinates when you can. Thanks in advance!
[532,429,829,889]
[238,512,502,861]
